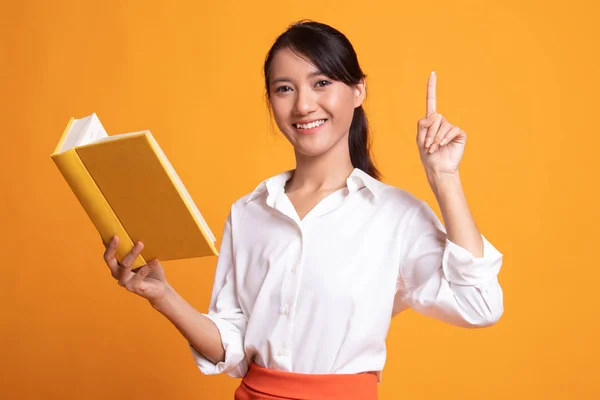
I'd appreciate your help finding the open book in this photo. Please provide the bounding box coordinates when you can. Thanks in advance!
[51,113,218,269]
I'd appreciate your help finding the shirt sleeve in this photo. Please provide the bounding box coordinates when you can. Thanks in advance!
[394,201,504,327]
[189,213,249,378]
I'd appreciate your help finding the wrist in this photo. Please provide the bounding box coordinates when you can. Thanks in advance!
[150,283,179,315]
[425,167,459,180]
[426,169,461,195]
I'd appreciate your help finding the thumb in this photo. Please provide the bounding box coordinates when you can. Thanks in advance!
[148,259,166,280]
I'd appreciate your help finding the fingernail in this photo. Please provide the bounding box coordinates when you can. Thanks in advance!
[425,138,433,147]
[440,139,447,146]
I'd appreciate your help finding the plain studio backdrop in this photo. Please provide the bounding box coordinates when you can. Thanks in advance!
[1,0,598,399]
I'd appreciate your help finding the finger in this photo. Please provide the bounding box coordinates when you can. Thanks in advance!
[429,121,454,153]
[426,71,437,117]
[125,261,154,293]
[425,114,444,148]
[103,236,120,276]
[116,260,134,287]
[117,242,143,286]
[121,241,144,269]
[417,114,437,146]
[440,127,461,147]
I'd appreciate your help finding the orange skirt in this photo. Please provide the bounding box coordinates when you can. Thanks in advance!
[234,362,378,400]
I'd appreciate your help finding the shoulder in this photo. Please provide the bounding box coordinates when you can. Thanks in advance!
[373,181,426,215]
[352,168,424,213]
[370,184,444,246]
[377,183,445,236]
[225,171,280,223]
[225,192,254,223]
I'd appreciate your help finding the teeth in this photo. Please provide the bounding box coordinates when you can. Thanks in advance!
[296,119,326,129]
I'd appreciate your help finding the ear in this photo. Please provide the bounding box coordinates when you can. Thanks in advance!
[353,79,366,108]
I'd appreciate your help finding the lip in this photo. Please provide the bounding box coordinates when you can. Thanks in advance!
[293,119,327,135]
[294,118,327,125]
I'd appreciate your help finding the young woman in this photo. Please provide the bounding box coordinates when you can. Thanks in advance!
[103,20,504,400]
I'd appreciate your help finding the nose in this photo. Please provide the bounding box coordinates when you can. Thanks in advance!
[293,87,317,116]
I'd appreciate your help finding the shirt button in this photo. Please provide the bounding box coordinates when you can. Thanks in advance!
[291,264,297,274]
[283,306,289,316]
[277,351,282,356]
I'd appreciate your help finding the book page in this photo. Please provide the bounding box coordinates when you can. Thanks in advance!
[94,130,147,142]
[58,113,108,153]
[58,116,91,152]
[81,114,108,145]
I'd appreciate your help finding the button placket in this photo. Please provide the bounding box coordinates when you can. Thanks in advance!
[282,231,304,362]
[275,229,303,361]
[280,254,298,318]
[275,223,305,362]
[277,348,290,357]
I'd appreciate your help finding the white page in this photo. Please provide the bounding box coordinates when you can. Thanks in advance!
[58,113,108,153]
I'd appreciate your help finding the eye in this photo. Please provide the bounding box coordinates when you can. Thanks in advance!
[275,85,292,93]
[315,80,332,87]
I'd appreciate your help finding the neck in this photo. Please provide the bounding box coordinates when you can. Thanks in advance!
[286,134,354,193]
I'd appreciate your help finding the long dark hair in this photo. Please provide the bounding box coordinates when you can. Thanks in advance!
[263,20,381,180]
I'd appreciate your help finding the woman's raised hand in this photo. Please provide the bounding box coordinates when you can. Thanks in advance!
[416,71,467,176]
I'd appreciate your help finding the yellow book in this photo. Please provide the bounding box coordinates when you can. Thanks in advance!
[50,113,218,269]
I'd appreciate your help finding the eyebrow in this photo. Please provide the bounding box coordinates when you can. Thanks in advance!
[271,71,326,85]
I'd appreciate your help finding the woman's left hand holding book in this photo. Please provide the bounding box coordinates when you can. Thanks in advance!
[103,235,171,307]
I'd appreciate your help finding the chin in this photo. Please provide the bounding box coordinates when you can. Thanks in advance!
[291,135,348,160]
[293,146,332,158]
[280,123,349,159]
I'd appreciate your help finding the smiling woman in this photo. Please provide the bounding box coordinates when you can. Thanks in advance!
[264,21,380,181]
[102,20,504,400]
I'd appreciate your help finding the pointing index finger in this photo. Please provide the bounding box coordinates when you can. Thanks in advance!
[427,71,437,116]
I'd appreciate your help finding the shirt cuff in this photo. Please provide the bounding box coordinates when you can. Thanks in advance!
[189,313,248,378]
[442,234,503,288]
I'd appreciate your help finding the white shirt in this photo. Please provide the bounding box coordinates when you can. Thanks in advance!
[190,168,504,381]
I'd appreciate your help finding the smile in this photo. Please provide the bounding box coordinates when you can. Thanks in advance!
[293,119,327,130]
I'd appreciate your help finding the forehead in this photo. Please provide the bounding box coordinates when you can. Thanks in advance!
[269,47,320,80]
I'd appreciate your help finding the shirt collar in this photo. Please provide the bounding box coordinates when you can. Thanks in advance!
[347,167,386,198]
[246,167,385,203]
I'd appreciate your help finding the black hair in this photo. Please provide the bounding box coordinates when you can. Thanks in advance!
[263,20,381,180]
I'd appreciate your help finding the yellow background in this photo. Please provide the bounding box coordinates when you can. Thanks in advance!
[2,0,599,398]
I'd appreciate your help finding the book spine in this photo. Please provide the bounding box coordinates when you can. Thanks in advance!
[51,148,147,269]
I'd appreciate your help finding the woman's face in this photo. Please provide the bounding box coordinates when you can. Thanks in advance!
[268,47,365,159]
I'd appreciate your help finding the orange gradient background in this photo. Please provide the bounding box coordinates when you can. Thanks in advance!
[2,1,599,399]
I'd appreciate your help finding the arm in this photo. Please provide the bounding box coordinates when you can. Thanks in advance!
[104,212,247,376]
[394,200,504,327]
[395,71,504,326]
[425,170,483,257]
[152,287,225,365]
[151,213,248,377]
[418,70,484,257]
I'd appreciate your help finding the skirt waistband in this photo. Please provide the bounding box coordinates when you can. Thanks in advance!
[234,362,378,400]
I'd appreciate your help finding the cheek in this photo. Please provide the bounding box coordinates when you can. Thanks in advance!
[323,89,355,124]
[269,99,289,127]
